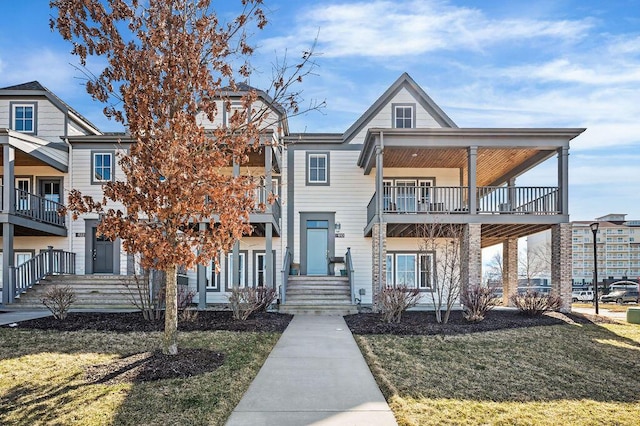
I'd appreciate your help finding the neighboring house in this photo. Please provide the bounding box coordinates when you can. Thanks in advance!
[0,74,585,309]
[570,214,640,289]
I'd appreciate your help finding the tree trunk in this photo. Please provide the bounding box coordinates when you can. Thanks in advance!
[163,264,178,355]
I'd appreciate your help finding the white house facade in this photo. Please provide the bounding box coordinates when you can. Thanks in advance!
[0,75,584,311]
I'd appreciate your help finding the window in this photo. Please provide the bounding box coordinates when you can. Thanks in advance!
[41,180,61,211]
[93,152,113,183]
[306,152,329,185]
[206,254,221,291]
[227,252,246,289]
[393,105,414,128]
[15,252,33,266]
[396,254,416,287]
[256,253,267,287]
[386,254,394,285]
[11,103,36,133]
[225,103,246,127]
[419,253,433,289]
[15,178,31,210]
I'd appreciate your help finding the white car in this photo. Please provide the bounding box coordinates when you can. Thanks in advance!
[572,290,594,302]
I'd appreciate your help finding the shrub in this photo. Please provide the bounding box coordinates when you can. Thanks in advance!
[41,285,76,320]
[178,285,198,322]
[461,285,498,322]
[511,291,563,316]
[121,271,163,321]
[379,286,421,323]
[228,287,278,321]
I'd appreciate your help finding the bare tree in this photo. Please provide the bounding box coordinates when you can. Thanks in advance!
[51,0,319,355]
[484,250,503,288]
[519,246,549,286]
[419,222,463,324]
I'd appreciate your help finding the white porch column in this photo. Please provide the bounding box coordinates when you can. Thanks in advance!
[467,146,477,214]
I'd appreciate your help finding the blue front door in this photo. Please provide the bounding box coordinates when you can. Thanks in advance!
[306,226,328,275]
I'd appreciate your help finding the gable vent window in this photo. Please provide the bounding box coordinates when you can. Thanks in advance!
[394,105,414,129]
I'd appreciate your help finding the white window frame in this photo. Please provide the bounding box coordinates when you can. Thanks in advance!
[206,254,221,291]
[225,103,246,127]
[255,252,267,287]
[395,254,417,288]
[227,252,246,288]
[418,253,434,289]
[307,153,328,184]
[11,103,36,133]
[15,177,31,211]
[394,105,414,129]
[92,152,114,183]
[386,254,394,286]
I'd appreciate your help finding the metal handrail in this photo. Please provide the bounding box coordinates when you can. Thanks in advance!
[280,247,292,304]
[11,246,76,298]
[345,247,355,305]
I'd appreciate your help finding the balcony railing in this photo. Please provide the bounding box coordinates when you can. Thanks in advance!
[0,186,66,227]
[367,185,560,223]
[253,185,281,223]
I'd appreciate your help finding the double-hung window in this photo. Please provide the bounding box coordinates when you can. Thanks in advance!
[12,103,36,133]
[394,105,414,128]
[418,253,433,289]
[395,254,416,287]
[93,152,113,183]
[307,152,329,185]
[227,252,246,288]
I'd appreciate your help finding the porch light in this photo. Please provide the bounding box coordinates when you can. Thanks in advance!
[590,222,599,315]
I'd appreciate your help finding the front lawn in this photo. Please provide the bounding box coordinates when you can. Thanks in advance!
[0,312,288,425]
[353,313,640,426]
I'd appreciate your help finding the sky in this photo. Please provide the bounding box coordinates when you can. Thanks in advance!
[0,0,639,223]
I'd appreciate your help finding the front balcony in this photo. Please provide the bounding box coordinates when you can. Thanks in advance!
[365,185,564,245]
[0,186,66,236]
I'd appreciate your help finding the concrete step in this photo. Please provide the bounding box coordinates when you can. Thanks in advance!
[279,304,358,316]
[286,288,350,295]
[287,294,351,302]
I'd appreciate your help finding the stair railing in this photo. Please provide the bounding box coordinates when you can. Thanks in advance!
[11,246,76,300]
[280,247,292,305]
[345,247,355,305]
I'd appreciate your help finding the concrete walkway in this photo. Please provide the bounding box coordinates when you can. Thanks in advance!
[226,315,397,426]
[0,310,52,326]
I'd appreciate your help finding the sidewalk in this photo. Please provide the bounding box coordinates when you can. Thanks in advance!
[0,310,51,326]
[226,315,397,426]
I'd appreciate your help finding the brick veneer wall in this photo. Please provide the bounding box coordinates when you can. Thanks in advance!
[371,222,387,312]
[552,223,573,312]
[503,238,518,306]
[461,223,482,294]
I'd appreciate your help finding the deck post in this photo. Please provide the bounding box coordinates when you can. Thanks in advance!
[265,145,273,289]
[197,222,207,310]
[467,146,477,214]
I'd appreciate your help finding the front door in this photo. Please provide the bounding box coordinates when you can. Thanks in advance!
[92,227,113,273]
[306,221,328,275]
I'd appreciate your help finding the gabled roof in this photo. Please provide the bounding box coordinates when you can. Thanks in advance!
[342,72,457,143]
[220,81,288,134]
[0,80,102,135]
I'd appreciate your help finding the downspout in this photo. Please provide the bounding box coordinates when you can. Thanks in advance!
[64,137,73,256]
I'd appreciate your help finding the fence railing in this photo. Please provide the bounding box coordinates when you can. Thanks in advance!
[253,185,281,222]
[367,185,560,223]
[11,246,76,300]
[345,247,355,305]
[280,247,292,304]
[10,188,66,227]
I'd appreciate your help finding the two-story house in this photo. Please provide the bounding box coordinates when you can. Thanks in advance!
[0,74,584,311]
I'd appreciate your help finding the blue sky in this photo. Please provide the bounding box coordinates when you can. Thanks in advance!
[1,0,639,222]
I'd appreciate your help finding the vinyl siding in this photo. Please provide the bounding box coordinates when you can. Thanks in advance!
[349,87,444,144]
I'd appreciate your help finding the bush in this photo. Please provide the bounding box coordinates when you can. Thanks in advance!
[379,286,421,323]
[121,272,163,321]
[228,287,277,321]
[511,291,563,316]
[178,285,198,322]
[41,285,76,320]
[461,285,498,322]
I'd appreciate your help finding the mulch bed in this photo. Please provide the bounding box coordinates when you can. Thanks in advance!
[4,310,292,333]
[344,309,595,336]
[85,348,225,384]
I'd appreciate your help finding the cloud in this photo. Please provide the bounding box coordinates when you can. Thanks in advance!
[262,0,593,58]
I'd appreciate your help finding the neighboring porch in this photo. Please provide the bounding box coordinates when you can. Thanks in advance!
[1,129,70,304]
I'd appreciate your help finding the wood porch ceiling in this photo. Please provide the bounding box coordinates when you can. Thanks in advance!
[481,223,551,248]
[382,147,552,187]
[0,150,52,168]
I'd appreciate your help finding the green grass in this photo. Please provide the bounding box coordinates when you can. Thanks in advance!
[573,302,638,312]
[0,329,280,425]
[356,321,640,425]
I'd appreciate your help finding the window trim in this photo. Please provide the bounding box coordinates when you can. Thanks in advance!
[225,250,248,291]
[386,251,434,292]
[306,152,330,186]
[91,151,115,184]
[253,250,277,288]
[392,103,415,129]
[206,253,221,292]
[10,102,37,134]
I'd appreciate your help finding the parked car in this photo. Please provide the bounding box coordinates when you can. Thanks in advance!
[600,290,639,304]
[572,290,594,302]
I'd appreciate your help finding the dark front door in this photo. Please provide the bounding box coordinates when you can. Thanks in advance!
[92,227,113,273]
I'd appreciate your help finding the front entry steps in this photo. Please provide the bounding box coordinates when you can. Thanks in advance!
[11,275,135,310]
[280,275,358,316]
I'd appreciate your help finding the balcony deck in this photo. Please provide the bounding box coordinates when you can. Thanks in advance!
[0,186,66,236]
[365,185,566,245]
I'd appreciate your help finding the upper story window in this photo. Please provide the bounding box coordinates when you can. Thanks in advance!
[306,152,329,185]
[11,102,36,133]
[92,152,114,184]
[393,104,414,128]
